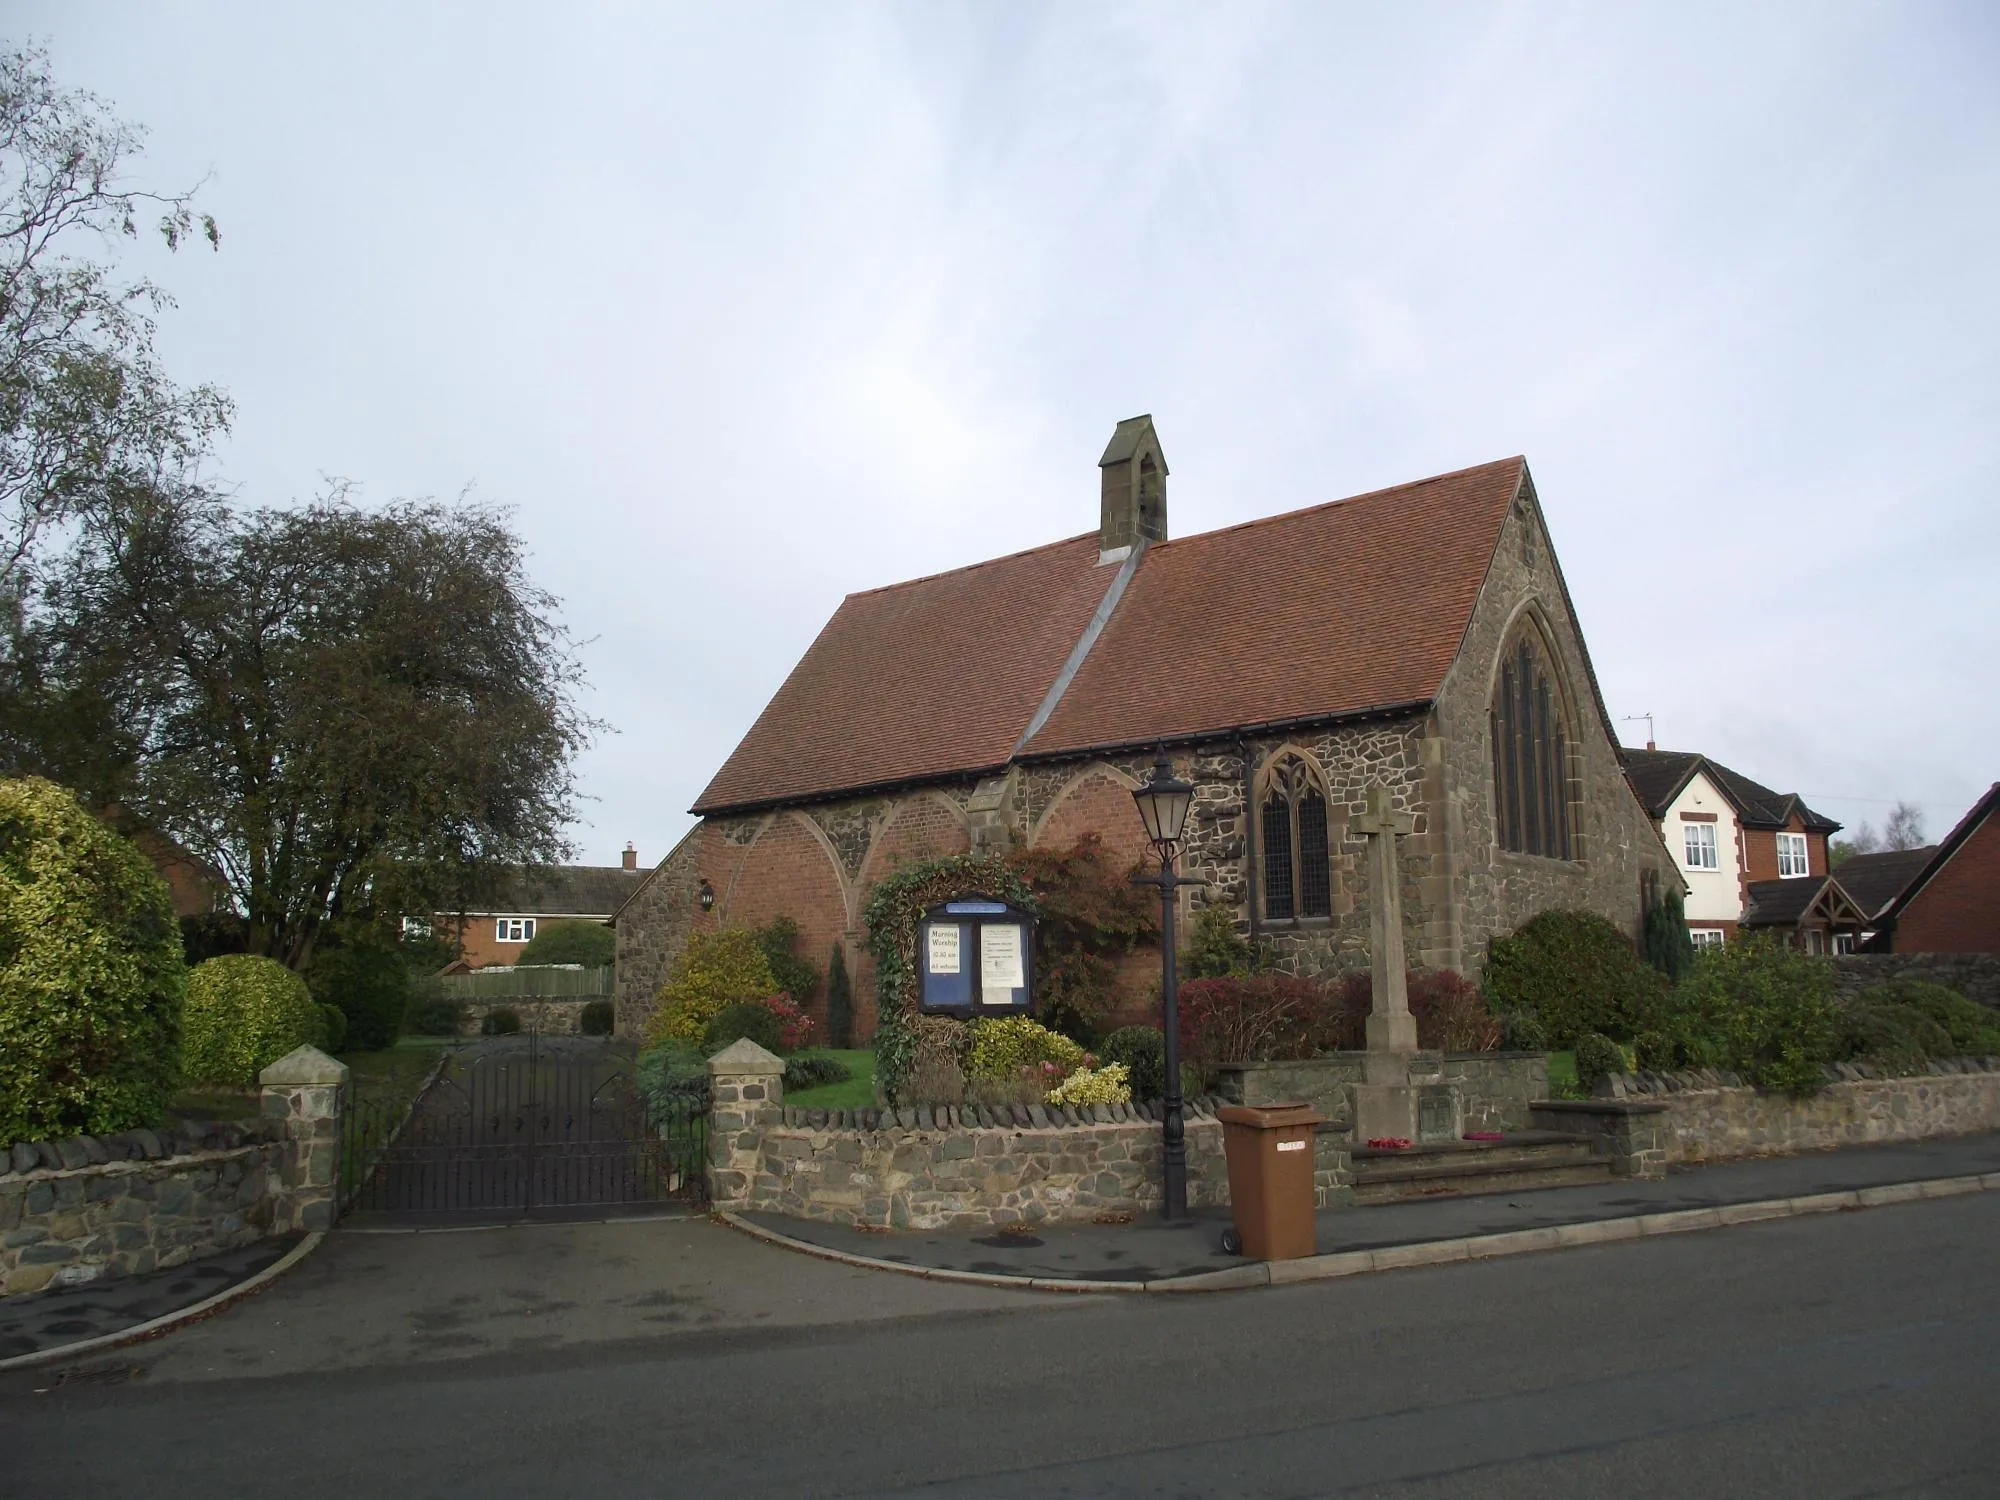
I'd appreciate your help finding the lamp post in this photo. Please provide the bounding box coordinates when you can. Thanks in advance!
[1131,751,1202,1221]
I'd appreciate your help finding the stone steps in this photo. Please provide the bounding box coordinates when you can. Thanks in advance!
[1349,1132,1613,1205]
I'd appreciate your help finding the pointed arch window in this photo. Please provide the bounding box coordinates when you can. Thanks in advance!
[1491,628,1575,860]
[1260,755,1331,920]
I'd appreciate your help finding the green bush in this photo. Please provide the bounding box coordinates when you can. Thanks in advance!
[579,999,615,1036]
[783,1054,853,1092]
[1483,909,1668,1048]
[966,1016,1088,1079]
[1100,1026,1166,1100]
[1181,905,1254,979]
[481,1007,522,1035]
[515,919,615,967]
[636,1043,708,1114]
[1499,1010,1548,1051]
[316,1001,348,1053]
[0,777,186,1146]
[755,917,821,1010]
[825,942,854,1050]
[1859,981,2000,1056]
[646,928,777,1047]
[181,955,321,1087]
[703,999,785,1056]
[1642,887,1696,983]
[1663,938,1840,1095]
[1634,1030,1675,1072]
[1834,999,1948,1076]
[311,944,410,1052]
[1573,1032,1626,1088]
[406,998,462,1037]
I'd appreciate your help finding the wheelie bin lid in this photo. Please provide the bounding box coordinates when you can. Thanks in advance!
[1216,1102,1323,1129]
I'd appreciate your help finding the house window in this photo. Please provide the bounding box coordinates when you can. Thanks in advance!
[401,916,433,939]
[1683,823,1718,870]
[1776,832,1809,878]
[496,917,536,943]
[1833,933,1856,956]
[1259,754,1331,922]
[1690,929,1726,949]
[1490,629,1574,859]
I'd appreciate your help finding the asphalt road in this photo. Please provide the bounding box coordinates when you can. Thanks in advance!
[6,1195,1998,1498]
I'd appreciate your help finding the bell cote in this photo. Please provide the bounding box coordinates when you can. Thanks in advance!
[1097,414,1167,562]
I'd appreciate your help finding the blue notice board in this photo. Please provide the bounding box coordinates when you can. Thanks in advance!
[917,896,1034,1015]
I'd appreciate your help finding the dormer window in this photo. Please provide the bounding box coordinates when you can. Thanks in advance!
[1776,832,1809,878]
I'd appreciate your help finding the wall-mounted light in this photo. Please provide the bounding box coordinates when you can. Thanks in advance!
[698,879,715,913]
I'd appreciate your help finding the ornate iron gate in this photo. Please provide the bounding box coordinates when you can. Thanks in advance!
[339,1035,706,1222]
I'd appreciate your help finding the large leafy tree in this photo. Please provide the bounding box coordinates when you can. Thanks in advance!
[24,490,597,969]
[0,43,228,591]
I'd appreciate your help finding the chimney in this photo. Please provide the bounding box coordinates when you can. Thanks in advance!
[1097,414,1167,562]
[622,842,637,870]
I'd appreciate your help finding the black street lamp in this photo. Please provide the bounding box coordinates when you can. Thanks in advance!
[1131,751,1202,1221]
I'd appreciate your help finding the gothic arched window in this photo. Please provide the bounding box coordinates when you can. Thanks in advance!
[1260,755,1331,920]
[1491,628,1575,860]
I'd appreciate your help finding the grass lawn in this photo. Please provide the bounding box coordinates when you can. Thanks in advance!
[1546,1049,1581,1097]
[785,1048,876,1110]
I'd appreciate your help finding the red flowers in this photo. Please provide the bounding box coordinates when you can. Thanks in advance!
[1366,1136,1413,1150]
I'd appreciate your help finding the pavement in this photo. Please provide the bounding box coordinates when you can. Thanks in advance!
[736,1130,2000,1284]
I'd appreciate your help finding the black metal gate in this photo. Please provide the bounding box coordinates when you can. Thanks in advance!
[338,1035,706,1222]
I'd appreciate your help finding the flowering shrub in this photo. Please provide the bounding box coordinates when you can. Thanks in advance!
[1046,1061,1131,1108]
[967,1016,1087,1079]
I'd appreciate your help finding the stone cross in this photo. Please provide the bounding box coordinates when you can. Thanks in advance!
[1353,784,1418,1055]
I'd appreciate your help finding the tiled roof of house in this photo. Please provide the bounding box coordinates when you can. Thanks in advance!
[693,456,1528,813]
[1742,875,1867,929]
[463,865,649,918]
[1831,846,1936,920]
[1618,748,1839,833]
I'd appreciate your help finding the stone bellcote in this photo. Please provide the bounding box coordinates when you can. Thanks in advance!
[1098,414,1168,562]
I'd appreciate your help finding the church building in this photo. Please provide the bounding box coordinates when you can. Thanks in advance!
[615,417,1677,1040]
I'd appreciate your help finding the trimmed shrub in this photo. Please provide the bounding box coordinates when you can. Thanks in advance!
[1181,904,1254,980]
[1662,937,1840,1094]
[1834,999,1947,1076]
[1642,887,1696,983]
[783,1054,853,1093]
[0,777,186,1146]
[646,928,777,1048]
[1483,909,1668,1047]
[579,999,615,1036]
[703,999,786,1056]
[316,1001,349,1053]
[407,998,462,1037]
[1100,1025,1166,1100]
[755,917,821,1012]
[1045,1061,1132,1108]
[825,942,854,1050]
[1500,1009,1549,1052]
[182,955,321,1087]
[1573,1032,1625,1087]
[311,944,410,1052]
[967,1016,1087,1079]
[1860,981,2000,1056]
[481,1007,522,1035]
[1634,1030,1675,1072]
[515,919,615,968]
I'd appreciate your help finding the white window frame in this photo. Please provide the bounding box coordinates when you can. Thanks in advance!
[1833,933,1856,956]
[1776,832,1809,878]
[401,916,433,940]
[496,917,536,943]
[1689,929,1726,949]
[1683,823,1718,870]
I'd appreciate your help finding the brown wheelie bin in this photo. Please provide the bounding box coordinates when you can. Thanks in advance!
[1216,1102,1323,1259]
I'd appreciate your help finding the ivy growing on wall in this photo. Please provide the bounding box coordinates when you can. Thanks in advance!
[863,852,1037,1105]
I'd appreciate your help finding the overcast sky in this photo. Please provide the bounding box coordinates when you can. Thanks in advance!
[19,2,1999,864]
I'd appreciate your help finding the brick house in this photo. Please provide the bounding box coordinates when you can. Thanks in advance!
[1620,748,1866,953]
[1869,784,2000,954]
[1830,844,1935,942]
[436,849,647,969]
[615,417,1678,1039]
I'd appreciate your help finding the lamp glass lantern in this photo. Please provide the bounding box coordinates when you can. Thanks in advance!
[698,880,715,913]
[1132,754,1195,853]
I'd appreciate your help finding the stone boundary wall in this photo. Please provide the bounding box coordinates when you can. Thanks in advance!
[0,1121,285,1297]
[1831,953,2000,1009]
[1216,1052,1549,1136]
[1587,1058,2000,1165]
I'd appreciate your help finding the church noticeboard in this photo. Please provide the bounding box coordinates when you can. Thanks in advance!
[917,897,1034,1016]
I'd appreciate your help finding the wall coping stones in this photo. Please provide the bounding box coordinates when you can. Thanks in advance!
[1,1120,279,1182]
[1594,1056,2000,1099]
[764,1096,1230,1134]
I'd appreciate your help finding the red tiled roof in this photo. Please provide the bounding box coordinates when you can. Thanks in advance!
[691,535,1115,814]
[692,457,1526,813]
[1024,457,1525,755]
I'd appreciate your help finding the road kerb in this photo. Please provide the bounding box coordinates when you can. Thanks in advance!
[718,1171,1999,1297]
[0,1231,325,1374]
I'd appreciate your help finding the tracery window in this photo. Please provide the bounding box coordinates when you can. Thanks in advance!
[1260,754,1331,921]
[1491,627,1575,860]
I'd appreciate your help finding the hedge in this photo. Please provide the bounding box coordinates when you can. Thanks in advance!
[182,954,321,1087]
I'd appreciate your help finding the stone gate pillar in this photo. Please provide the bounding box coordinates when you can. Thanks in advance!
[707,1038,785,1210]
[259,1044,349,1232]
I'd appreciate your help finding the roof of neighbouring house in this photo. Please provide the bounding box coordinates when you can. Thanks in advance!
[456,865,649,918]
[1830,846,1936,920]
[692,455,1530,814]
[1619,748,1840,833]
[1877,783,2000,929]
[1742,875,1869,929]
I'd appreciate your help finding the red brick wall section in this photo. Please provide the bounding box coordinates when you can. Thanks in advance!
[859,795,971,888]
[714,812,851,1033]
[1744,815,1825,884]
[1894,811,2000,954]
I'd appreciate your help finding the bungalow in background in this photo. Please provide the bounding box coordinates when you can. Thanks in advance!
[431,845,649,969]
